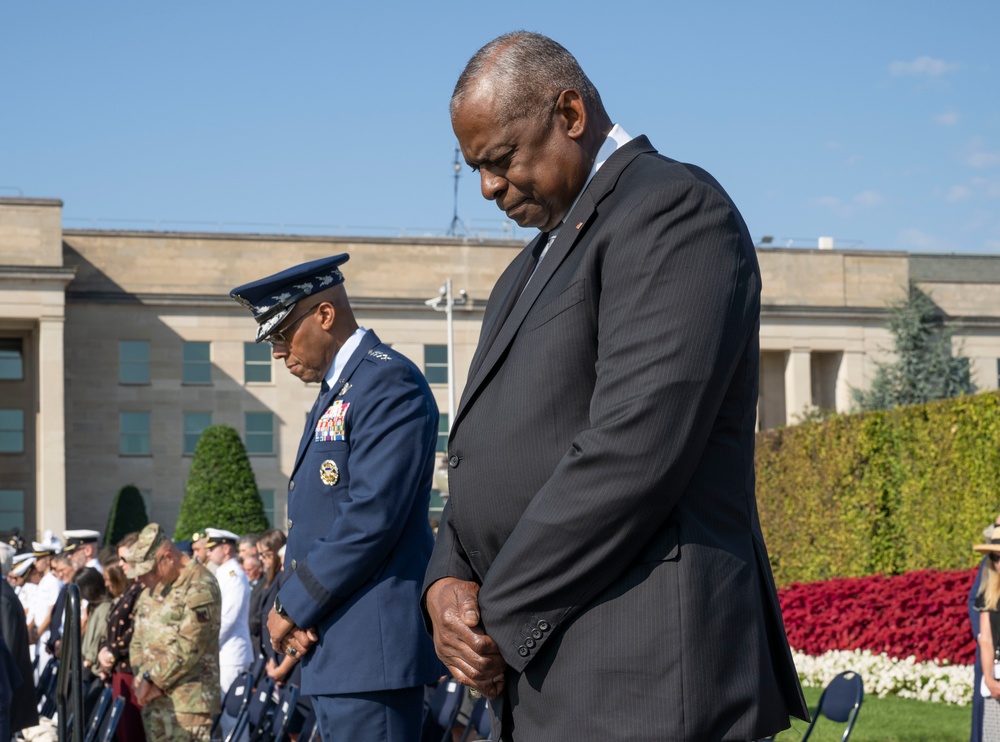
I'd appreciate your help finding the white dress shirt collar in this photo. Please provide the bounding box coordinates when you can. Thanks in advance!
[324,326,368,390]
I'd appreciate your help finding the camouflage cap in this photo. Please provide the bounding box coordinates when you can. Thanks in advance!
[126,522,166,578]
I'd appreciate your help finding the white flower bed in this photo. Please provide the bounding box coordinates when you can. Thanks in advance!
[792,649,974,706]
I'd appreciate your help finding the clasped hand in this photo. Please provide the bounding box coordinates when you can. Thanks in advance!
[426,578,507,699]
[266,608,318,660]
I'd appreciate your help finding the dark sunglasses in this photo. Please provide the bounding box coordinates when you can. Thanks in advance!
[989,553,1000,563]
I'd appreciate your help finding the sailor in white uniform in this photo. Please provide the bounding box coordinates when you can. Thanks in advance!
[205,528,254,694]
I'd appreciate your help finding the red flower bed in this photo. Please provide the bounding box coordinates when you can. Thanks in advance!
[777,567,979,665]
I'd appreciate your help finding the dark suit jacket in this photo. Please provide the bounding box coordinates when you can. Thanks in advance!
[1,580,38,732]
[425,136,808,741]
[279,329,443,696]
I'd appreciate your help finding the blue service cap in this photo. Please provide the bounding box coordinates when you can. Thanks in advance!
[229,254,350,342]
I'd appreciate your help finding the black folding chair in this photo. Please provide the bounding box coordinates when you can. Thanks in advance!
[422,676,466,742]
[35,657,58,705]
[229,676,277,742]
[298,707,320,742]
[458,696,492,742]
[83,686,113,742]
[213,670,255,741]
[248,655,267,685]
[268,683,300,742]
[95,696,126,742]
[800,670,864,741]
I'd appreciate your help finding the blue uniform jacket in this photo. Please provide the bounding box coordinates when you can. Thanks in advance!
[278,329,443,695]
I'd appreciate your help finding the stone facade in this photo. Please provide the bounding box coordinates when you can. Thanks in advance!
[2,197,1000,540]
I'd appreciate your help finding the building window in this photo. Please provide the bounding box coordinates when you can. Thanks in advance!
[244,342,272,384]
[119,341,150,384]
[437,413,449,454]
[259,489,275,528]
[0,339,23,380]
[0,490,24,531]
[182,342,212,384]
[120,412,151,455]
[183,412,212,455]
[424,345,448,385]
[245,412,275,455]
[0,410,24,453]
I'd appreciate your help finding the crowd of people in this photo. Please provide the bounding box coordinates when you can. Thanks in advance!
[0,525,315,741]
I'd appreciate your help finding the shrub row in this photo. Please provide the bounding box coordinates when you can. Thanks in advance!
[757,391,1000,586]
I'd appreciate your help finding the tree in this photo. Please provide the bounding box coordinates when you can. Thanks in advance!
[853,285,976,412]
[174,424,270,540]
[104,484,149,547]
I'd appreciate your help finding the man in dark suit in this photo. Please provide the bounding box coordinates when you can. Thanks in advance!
[423,31,808,741]
[230,255,442,741]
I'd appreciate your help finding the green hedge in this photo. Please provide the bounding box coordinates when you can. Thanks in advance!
[757,391,1000,586]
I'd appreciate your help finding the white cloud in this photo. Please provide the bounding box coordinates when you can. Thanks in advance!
[933,111,959,126]
[962,138,1000,169]
[811,196,851,218]
[845,154,863,166]
[853,190,884,207]
[945,185,973,202]
[889,56,959,77]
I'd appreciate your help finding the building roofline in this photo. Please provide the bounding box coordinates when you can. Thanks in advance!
[62,227,527,248]
[0,197,64,207]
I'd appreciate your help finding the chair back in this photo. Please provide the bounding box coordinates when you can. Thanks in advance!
[801,670,864,741]
[425,677,465,742]
[96,697,126,742]
[269,683,301,740]
[36,657,58,703]
[458,696,492,742]
[225,671,255,717]
[83,686,114,742]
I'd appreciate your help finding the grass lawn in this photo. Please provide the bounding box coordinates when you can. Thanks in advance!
[772,685,972,741]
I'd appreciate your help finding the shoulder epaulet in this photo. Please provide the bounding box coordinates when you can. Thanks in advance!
[367,349,392,362]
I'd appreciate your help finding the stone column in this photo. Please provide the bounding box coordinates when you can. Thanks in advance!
[36,316,67,535]
[837,351,866,412]
[784,348,812,425]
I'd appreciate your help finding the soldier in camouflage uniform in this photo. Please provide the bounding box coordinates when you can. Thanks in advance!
[127,523,222,741]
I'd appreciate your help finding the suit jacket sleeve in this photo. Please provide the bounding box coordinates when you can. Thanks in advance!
[279,362,438,629]
[475,177,759,671]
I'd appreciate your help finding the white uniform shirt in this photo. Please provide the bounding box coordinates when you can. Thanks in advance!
[86,557,104,574]
[216,556,254,668]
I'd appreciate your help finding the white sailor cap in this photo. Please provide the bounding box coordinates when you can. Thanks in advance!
[204,528,240,549]
[63,529,101,553]
[32,541,59,558]
[11,555,35,578]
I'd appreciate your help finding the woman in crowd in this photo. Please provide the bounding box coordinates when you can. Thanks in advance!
[96,532,147,742]
[73,567,113,719]
[975,533,1000,740]
[258,530,312,738]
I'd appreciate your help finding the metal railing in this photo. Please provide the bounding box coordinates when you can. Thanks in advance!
[55,583,83,742]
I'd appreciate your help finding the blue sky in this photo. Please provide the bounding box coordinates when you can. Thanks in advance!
[2,2,998,252]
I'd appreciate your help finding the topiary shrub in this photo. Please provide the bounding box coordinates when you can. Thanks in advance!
[174,424,269,540]
[104,484,149,547]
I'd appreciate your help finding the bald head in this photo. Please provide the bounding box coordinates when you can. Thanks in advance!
[452,31,607,127]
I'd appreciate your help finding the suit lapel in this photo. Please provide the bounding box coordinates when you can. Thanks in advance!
[453,136,657,432]
[465,232,546,385]
[292,329,380,472]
